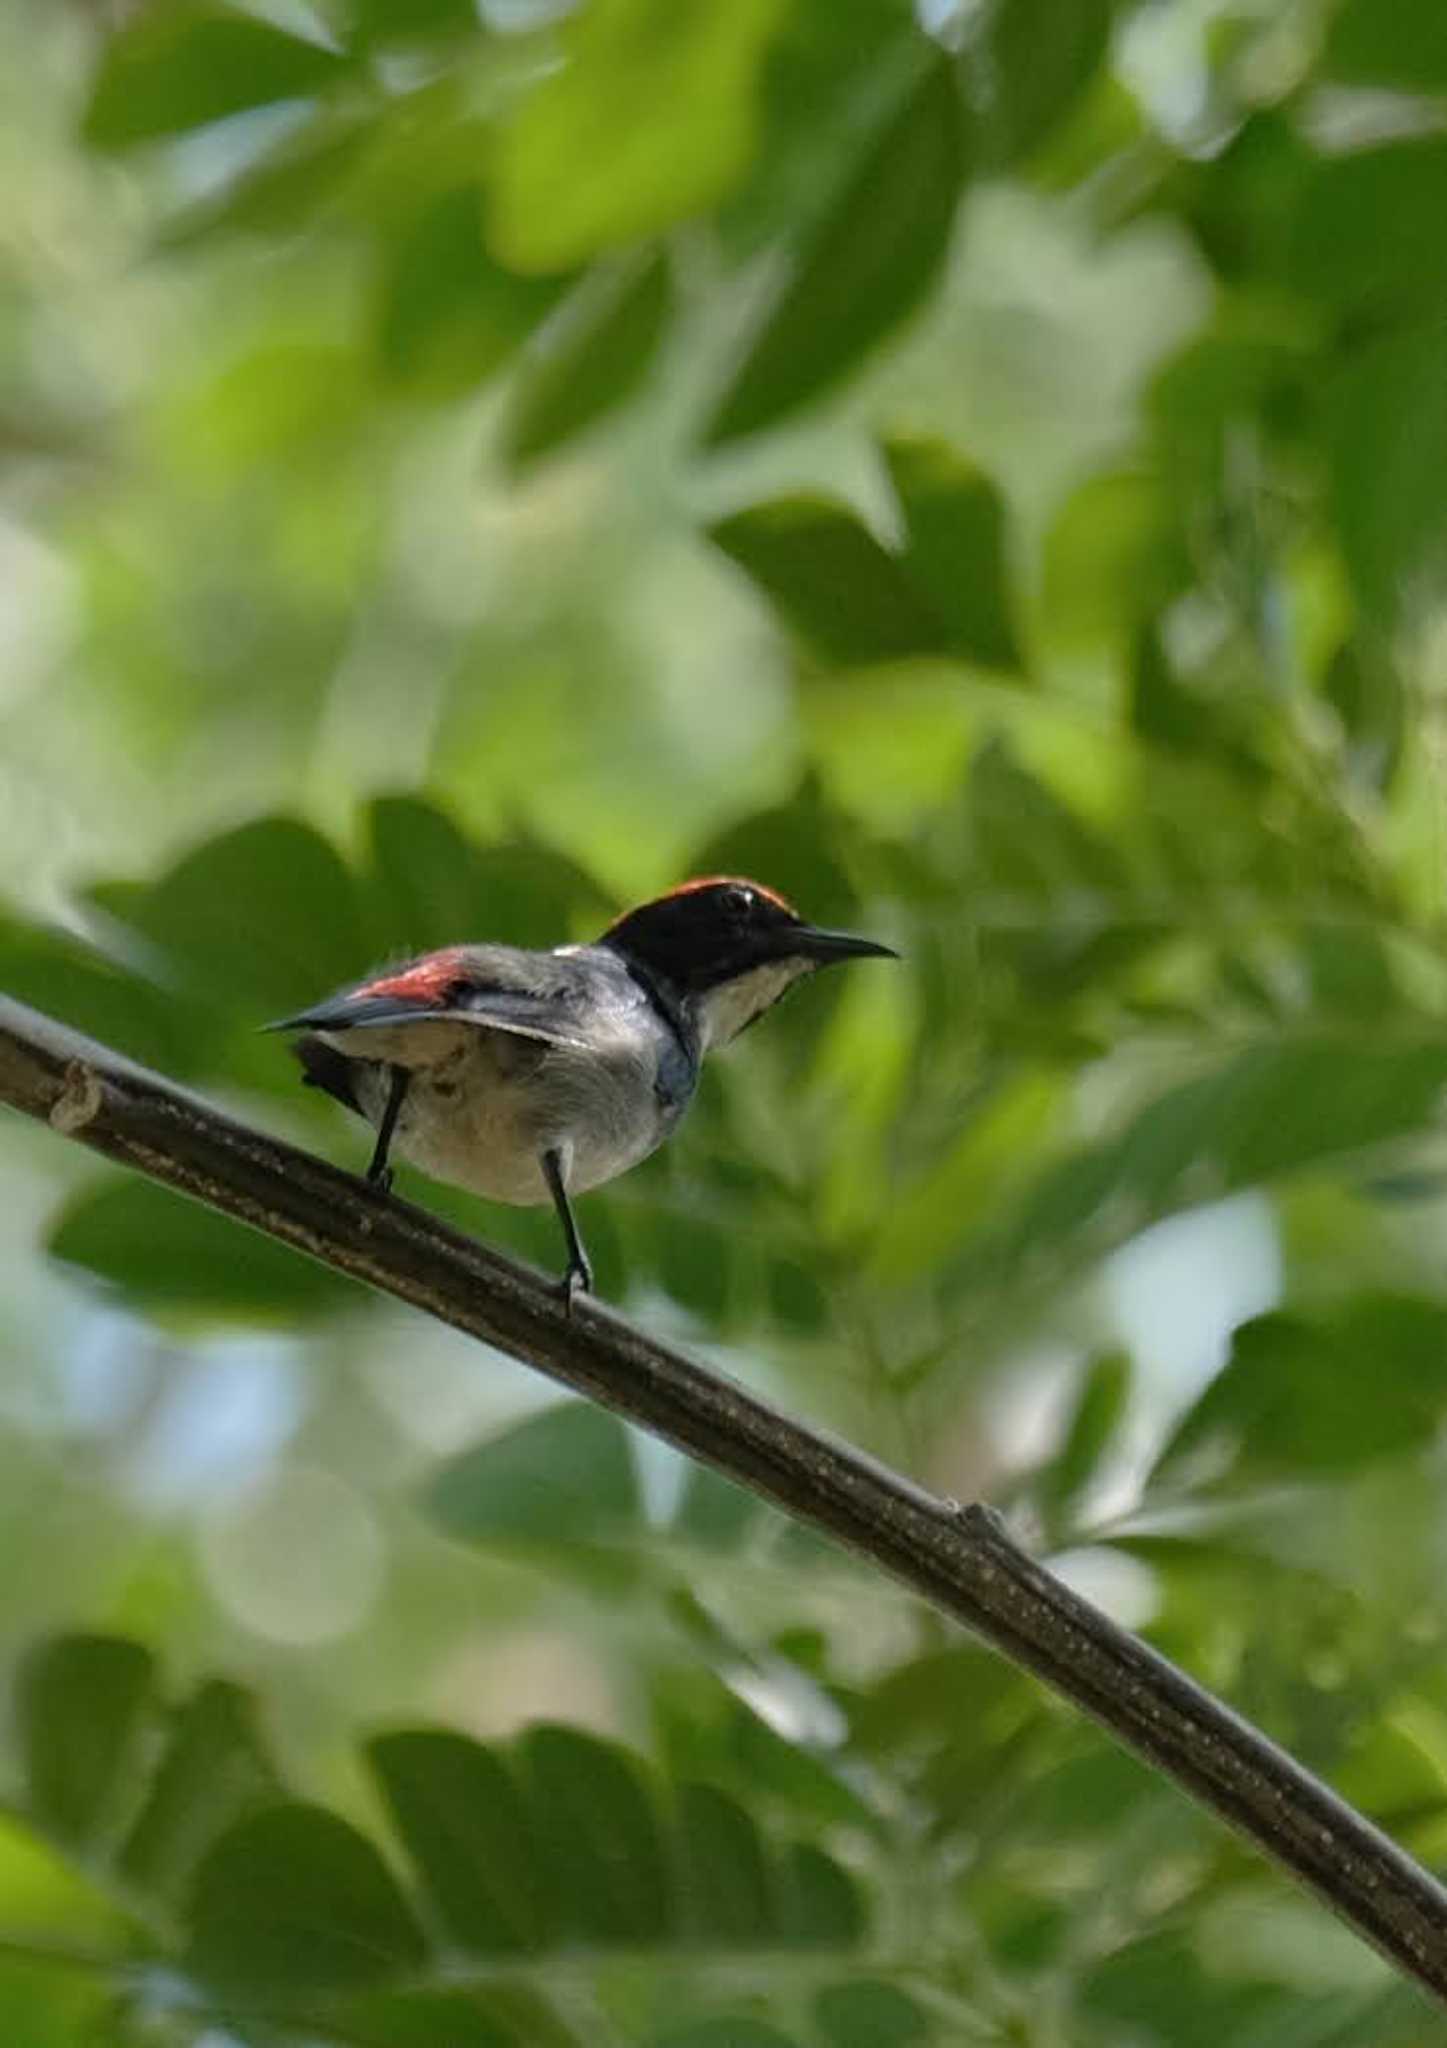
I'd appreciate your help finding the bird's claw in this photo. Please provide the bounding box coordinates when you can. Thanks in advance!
[556,1259,593,1316]
[367,1166,394,1194]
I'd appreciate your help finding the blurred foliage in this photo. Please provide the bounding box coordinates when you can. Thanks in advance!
[7,0,1447,2041]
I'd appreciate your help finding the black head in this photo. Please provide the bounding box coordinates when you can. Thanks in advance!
[603,876,896,1046]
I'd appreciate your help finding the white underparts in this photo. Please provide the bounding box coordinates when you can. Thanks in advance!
[695,958,813,1050]
[323,1014,669,1206]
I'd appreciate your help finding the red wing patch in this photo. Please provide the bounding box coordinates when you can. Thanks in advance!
[356,947,467,1004]
[661,875,796,912]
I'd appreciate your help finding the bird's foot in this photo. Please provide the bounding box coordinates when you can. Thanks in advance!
[556,1256,593,1317]
[367,1165,394,1194]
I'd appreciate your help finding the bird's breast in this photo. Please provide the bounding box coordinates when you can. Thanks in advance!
[345,1031,546,1203]
[340,1014,689,1205]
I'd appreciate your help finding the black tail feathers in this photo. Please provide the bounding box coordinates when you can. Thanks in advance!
[293,1033,361,1113]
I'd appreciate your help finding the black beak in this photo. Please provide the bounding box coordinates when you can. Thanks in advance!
[792,924,899,965]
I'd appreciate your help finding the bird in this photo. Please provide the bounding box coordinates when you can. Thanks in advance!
[268,876,897,1306]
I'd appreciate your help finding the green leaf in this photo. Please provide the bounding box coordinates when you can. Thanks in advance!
[186,1802,426,1998]
[1154,1298,1447,1489]
[353,0,482,42]
[0,1809,132,1958]
[366,801,611,955]
[89,816,367,1017]
[82,4,348,149]
[519,1724,670,1943]
[1323,639,1405,793]
[49,1178,362,1320]
[377,188,573,398]
[851,1648,1039,1826]
[160,110,371,249]
[1147,320,1311,508]
[1206,1031,1397,1174]
[852,1644,1026,1753]
[460,1985,586,2048]
[487,0,784,270]
[1326,320,1447,630]
[1008,1748,1158,1845]
[0,1959,121,2048]
[1302,925,1396,1021]
[814,1980,931,2046]
[0,916,214,1076]
[119,1681,280,1904]
[721,0,922,252]
[368,1730,550,1953]
[1130,621,1263,780]
[18,1636,155,1849]
[1133,620,1203,753]
[1039,1352,1130,1531]
[672,1464,762,1549]
[968,739,1122,895]
[705,54,965,443]
[709,497,950,665]
[503,252,672,470]
[998,1034,1447,1276]
[1040,470,1190,654]
[366,796,494,952]
[730,1706,873,1830]
[1289,142,1447,321]
[325,1990,518,2048]
[1176,111,1316,287]
[974,0,1112,168]
[650,1207,738,1323]
[777,1842,865,1945]
[884,438,1023,673]
[674,1782,774,1943]
[870,1070,1066,1284]
[1325,0,1447,89]
[334,1985,587,2048]
[767,1252,830,1335]
[654,2026,800,2048]
[1080,1931,1284,2048]
[424,1402,641,1550]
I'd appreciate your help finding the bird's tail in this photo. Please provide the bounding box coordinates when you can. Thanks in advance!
[293,1033,361,1112]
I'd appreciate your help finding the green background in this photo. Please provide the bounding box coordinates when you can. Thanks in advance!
[5,0,1447,2040]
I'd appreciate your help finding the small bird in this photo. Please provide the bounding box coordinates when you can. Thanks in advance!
[270,876,897,1304]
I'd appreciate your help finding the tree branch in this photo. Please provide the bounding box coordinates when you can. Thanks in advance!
[3,993,1446,2001]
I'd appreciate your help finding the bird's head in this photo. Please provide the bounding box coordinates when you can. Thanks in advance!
[602,876,897,1049]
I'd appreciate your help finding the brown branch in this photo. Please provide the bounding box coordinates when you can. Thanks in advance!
[3,992,1447,2000]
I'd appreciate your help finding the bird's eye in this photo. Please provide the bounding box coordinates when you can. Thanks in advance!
[722,884,755,920]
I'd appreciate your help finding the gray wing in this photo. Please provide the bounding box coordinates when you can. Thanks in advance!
[265,943,618,1053]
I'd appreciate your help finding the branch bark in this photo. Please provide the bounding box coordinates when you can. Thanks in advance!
[3,993,1446,2001]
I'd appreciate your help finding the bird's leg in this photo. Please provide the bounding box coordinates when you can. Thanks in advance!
[542,1146,592,1311]
[365,1065,409,1192]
